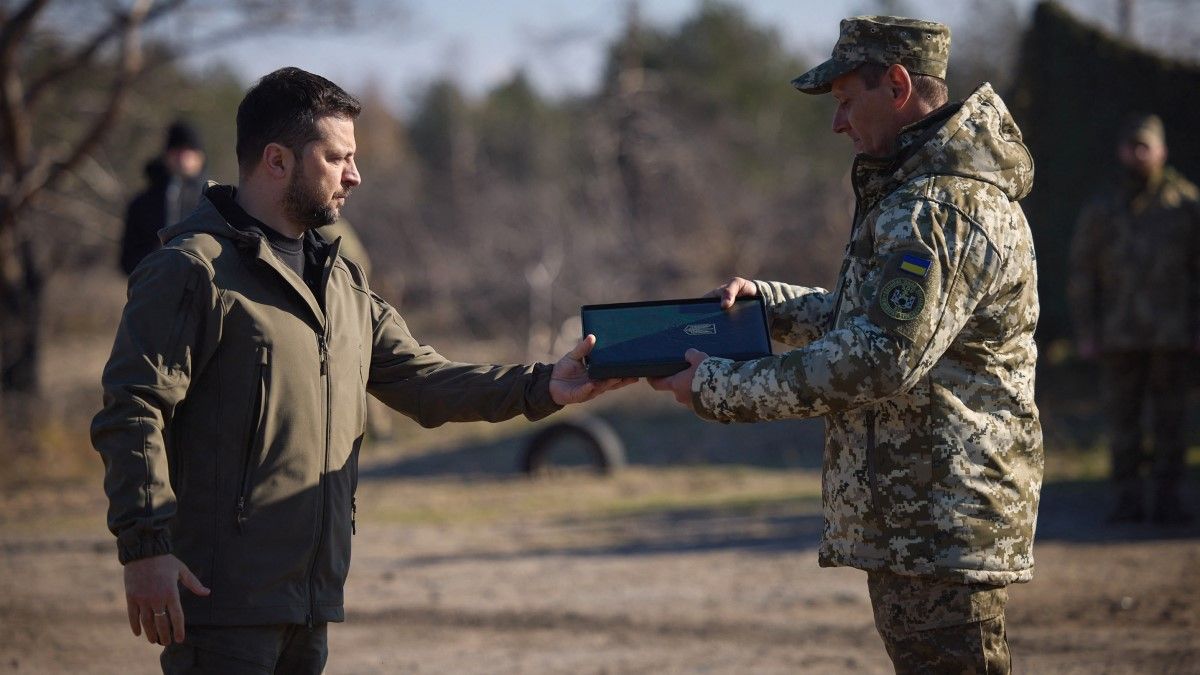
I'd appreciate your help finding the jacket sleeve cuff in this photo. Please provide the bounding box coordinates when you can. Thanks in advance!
[752,279,777,307]
[526,363,564,422]
[690,357,737,423]
[116,529,173,565]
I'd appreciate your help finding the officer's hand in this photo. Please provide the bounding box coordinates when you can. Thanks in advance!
[124,554,210,646]
[705,277,757,309]
[647,349,709,409]
[550,334,637,405]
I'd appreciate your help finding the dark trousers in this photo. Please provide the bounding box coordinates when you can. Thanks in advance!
[1102,350,1189,508]
[867,571,1010,675]
[160,623,328,675]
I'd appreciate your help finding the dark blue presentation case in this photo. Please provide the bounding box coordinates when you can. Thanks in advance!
[581,297,772,379]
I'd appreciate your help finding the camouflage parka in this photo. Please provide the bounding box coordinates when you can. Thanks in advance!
[1067,166,1200,351]
[692,83,1043,585]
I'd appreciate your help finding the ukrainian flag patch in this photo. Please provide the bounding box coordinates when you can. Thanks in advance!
[899,253,931,278]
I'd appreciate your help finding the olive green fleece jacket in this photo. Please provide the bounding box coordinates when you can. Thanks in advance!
[92,185,561,626]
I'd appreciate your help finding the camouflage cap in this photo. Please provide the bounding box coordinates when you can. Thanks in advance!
[792,15,951,95]
[1119,113,1165,145]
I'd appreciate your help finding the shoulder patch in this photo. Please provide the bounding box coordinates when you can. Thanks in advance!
[868,247,941,344]
[879,277,925,320]
[898,253,931,277]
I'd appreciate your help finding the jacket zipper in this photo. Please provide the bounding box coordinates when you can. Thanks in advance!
[306,333,332,628]
[829,162,865,332]
[235,347,270,531]
[865,410,882,513]
[827,256,853,332]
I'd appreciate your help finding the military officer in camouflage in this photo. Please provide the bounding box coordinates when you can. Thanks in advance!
[649,16,1041,673]
[1068,114,1198,525]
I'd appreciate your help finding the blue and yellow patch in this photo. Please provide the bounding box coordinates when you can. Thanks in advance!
[899,253,931,278]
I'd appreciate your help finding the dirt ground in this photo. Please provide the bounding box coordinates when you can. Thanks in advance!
[2,412,1198,675]
[2,274,1198,673]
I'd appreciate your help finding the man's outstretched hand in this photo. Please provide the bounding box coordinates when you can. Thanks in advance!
[124,553,210,646]
[550,335,637,405]
[647,348,709,410]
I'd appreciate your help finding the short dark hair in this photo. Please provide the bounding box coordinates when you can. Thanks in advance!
[856,63,949,108]
[236,67,362,173]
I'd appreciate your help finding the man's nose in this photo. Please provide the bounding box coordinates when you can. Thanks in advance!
[832,108,849,135]
[344,160,361,187]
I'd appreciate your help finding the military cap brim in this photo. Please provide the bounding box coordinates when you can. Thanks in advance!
[791,58,861,95]
[792,15,951,96]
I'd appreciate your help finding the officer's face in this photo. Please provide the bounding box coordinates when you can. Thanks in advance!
[1117,135,1167,178]
[830,70,902,157]
[283,116,361,229]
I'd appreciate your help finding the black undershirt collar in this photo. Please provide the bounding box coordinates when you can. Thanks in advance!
[207,186,327,301]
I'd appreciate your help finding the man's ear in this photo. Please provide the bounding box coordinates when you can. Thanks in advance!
[262,143,293,180]
[886,64,914,109]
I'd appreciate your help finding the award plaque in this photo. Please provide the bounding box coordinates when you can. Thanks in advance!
[581,297,772,379]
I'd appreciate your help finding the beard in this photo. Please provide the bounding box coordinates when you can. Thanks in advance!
[282,165,348,230]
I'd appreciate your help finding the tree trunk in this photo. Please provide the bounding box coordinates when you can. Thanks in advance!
[0,227,44,393]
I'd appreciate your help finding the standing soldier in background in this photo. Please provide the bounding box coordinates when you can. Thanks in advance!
[1068,113,1198,525]
[120,121,208,275]
[649,16,1041,673]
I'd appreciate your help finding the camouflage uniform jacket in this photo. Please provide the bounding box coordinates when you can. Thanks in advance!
[692,83,1043,585]
[1067,166,1200,351]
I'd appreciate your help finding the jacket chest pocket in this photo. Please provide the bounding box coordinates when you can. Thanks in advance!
[234,344,271,531]
[163,274,200,374]
[832,254,875,329]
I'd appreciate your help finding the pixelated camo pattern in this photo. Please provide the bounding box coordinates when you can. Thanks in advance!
[1068,167,1200,351]
[832,15,950,79]
[694,84,1043,585]
[868,571,1010,672]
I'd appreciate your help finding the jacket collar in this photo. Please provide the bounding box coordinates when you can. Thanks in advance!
[160,183,339,329]
[850,83,1035,212]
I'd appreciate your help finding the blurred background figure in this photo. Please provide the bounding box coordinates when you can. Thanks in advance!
[1068,113,1200,525]
[119,120,207,275]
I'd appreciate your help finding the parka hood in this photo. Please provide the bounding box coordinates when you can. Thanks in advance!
[156,183,331,253]
[158,183,258,246]
[895,82,1034,202]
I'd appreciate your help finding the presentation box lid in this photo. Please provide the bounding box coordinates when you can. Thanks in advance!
[581,297,772,379]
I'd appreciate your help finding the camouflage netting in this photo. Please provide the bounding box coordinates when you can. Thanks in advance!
[1009,1,1200,346]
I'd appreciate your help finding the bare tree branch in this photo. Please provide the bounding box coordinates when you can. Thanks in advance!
[23,0,186,108]
[11,0,151,218]
[0,0,49,62]
[135,14,318,78]
[0,0,49,176]
[33,191,123,246]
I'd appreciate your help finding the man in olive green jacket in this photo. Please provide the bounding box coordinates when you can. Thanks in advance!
[92,67,630,673]
[650,16,1041,674]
